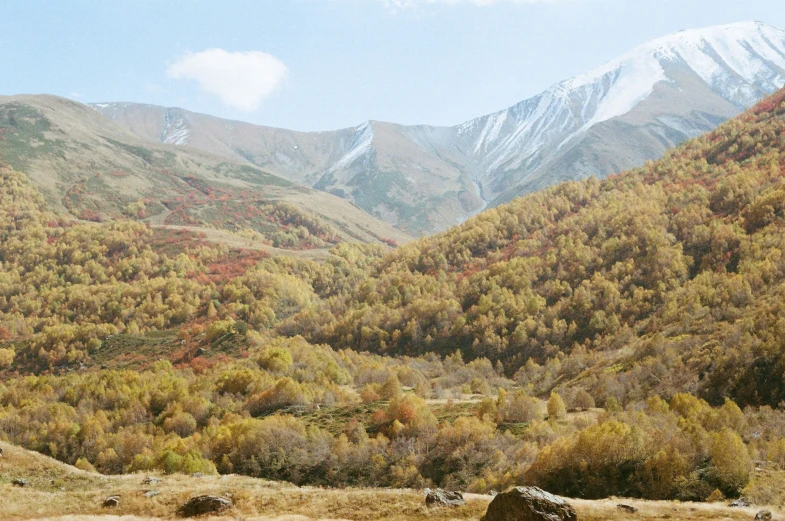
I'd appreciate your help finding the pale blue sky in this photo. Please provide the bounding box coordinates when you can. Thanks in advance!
[1,0,784,131]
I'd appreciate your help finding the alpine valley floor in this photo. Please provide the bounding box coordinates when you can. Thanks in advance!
[1,441,784,521]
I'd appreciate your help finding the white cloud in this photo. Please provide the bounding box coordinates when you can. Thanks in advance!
[167,49,288,111]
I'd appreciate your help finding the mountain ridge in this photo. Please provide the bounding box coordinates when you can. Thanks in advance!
[92,21,785,234]
[0,94,412,248]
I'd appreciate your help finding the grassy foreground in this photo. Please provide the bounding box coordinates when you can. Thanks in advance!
[1,442,783,521]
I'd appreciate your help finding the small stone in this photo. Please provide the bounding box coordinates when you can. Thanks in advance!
[144,490,160,498]
[729,498,751,508]
[755,511,772,521]
[11,479,28,487]
[191,472,203,478]
[141,476,162,485]
[103,496,120,508]
[617,504,638,513]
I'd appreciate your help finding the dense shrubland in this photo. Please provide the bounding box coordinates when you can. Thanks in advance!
[164,193,342,249]
[3,88,785,500]
[1,330,780,501]
[0,166,378,370]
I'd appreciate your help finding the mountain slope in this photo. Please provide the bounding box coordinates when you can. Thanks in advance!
[474,21,785,205]
[93,22,785,235]
[287,84,785,410]
[5,89,785,505]
[0,94,411,247]
[93,103,479,233]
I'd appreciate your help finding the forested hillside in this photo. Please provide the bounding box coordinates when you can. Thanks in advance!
[293,87,785,409]
[2,88,785,502]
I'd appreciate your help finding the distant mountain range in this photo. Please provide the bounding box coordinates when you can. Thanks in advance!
[93,21,785,235]
[0,94,411,248]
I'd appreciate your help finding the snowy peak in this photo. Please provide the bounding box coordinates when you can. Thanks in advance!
[460,21,785,196]
[558,21,785,121]
[565,21,785,112]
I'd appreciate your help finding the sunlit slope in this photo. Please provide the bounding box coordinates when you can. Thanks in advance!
[0,94,411,247]
[290,85,785,408]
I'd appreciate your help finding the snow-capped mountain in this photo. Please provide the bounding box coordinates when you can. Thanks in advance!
[456,21,785,205]
[92,21,785,235]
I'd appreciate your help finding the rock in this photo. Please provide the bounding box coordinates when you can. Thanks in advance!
[11,478,28,487]
[178,495,232,517]
[755,511,772,521]
[103,496,120,507]
[144,490,160,498]
[0,447,4,457]
[425,489,466,507]
[617,504,638,513]
[141,476,162,485]
[484,486,577,521]
[191,472,203,478]
[730,498,751,507]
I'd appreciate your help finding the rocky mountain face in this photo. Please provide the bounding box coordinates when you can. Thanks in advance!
[92,21,785,235]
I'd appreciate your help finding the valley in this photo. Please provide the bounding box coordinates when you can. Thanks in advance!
[4,11,785,521]
[2,84,785,512]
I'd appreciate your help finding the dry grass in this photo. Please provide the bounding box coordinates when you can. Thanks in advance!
[2,442,783,521]
[571,498,783,521]
[148,224,335,261]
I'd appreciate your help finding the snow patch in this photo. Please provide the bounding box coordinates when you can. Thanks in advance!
[328,122,374,172]
[473,110,508,154]
[161,109,190,146]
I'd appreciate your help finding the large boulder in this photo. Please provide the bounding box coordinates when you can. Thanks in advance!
[426,489,466,507]
[484,486,577,521]
[178,495,232,517]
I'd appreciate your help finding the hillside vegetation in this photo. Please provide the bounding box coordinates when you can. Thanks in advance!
[0,95,411,249]
[2,89,785,502]
[5,442,780,521]
[293,87,785,410]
